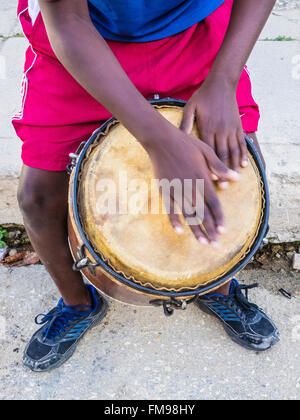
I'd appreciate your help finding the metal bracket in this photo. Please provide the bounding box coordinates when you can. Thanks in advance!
[149,295,197,317]
[67,141,86,174]
[72,244,99,276]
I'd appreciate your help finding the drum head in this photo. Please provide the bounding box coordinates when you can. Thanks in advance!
[77,105,266,293]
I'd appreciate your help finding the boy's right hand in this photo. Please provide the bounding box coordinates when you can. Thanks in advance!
[142,123,240,246]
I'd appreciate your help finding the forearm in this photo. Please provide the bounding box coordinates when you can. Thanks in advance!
[39,1,169,148]
[207,0,276,85]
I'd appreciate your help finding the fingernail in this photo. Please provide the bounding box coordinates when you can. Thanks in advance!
[211,174,219,181]
[242,160,248,167]
[199,237,208,245]
[229,170,240,181]
[217,225,226,234]
[211,241,221,249]
[218,182,229,190]
[175,225,184,234]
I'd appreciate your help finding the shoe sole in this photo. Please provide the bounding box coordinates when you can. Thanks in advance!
[23,297,108,373]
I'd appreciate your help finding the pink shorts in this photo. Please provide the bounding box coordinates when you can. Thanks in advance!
[13,0,259,171]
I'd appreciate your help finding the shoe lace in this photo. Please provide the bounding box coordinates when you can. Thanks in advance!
[224,283,259,321]
[35,303,91,341]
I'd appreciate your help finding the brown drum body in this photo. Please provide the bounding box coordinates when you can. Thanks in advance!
[68,102,267,306]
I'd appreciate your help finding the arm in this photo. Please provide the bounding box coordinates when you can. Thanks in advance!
[38,0,167,143]
[181,0,276,173]
[38,0,238,244]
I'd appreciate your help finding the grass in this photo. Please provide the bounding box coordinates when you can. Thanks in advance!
[0,33,25,41]
[0,228,8,249]
[263,35,295,41]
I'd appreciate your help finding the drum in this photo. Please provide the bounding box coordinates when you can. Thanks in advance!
[68,99,269,315]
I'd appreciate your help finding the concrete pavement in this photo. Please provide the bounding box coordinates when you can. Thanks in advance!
[0,265,299,400]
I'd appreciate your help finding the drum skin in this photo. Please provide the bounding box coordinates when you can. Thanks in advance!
[68,101,268,306]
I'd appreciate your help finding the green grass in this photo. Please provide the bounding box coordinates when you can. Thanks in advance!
[263,35,294,41]
[0,33,25,41]
[0,228,8,249]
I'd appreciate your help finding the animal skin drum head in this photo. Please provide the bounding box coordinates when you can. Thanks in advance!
[76,104,266,294]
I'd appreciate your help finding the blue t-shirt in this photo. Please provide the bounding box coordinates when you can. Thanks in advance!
[88,0,225,42]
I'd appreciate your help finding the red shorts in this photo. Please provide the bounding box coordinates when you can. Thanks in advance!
[13,0,259,171]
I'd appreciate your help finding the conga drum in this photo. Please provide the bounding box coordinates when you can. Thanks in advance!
[68,99,269,315]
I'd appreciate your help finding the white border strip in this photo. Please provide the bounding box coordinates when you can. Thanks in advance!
[12,7,38,121]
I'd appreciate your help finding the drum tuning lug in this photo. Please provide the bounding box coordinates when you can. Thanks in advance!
[181,300,187,310]
[73,244,99,276]
[149,297,189,316]
[67,153,78,174]
[67,142,87,174]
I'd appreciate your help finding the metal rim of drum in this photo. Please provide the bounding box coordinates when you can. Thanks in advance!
[71,98,269,298]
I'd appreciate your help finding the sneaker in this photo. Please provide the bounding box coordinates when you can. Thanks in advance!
[196,279,280,351]
[23,285,108,372]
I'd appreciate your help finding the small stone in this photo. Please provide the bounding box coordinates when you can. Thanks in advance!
[8,249,17,257]
[0,247,8,261]
[275,253,281,258]
[292,254,300,271]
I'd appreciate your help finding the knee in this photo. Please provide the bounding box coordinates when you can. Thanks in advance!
[17,180,65,224]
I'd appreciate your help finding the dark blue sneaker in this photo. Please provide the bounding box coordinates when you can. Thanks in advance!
[196,279,280,351]
[23,285,108,372]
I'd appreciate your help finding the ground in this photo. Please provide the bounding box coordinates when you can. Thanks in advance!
[0,265,299,400]
[0,0,299,401]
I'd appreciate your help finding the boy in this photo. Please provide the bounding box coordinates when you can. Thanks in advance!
[13,0,279,372]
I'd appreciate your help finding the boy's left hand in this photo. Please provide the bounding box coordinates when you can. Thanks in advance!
[180,77,248,179]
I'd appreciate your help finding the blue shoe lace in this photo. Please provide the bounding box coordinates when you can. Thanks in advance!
[204,279,259,321]
[223,279,259,321]
[35,300,92,341]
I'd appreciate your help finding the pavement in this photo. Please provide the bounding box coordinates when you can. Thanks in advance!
[0,265,299,400]
[0,0,299,401]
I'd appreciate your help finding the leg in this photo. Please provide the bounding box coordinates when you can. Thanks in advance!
[247,132,266,169]
[18,165,92,307]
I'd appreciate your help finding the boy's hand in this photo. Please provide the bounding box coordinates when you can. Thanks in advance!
[180,77,248,180]
[144,123,239,245]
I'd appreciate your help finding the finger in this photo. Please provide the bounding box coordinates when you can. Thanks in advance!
[204,181,224,232]
[181,200,209,245]
[166,196,184,234]
[238,131,248,167]
[216,135,230,168]
[228,135,241,172]
[202,205,220,246]
[198,132,218,180]
[180,182,209,244]
[202,147,239,183]
[180,104,195,134]
[188,222,209,245]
